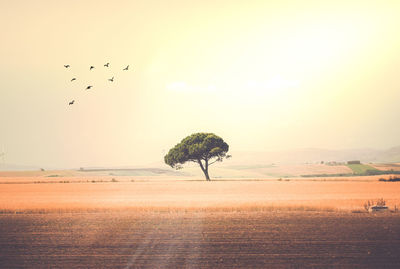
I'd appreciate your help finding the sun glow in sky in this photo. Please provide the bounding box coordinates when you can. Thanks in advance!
[0,0,399,168]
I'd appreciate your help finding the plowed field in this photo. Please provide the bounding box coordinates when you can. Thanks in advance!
[1,211,400,268]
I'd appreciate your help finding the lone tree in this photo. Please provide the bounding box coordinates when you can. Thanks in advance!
[164,133,230,181]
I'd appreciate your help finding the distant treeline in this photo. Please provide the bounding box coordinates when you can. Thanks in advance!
[362,169,400,175]
[379,176,400,182]
[301,173,353,178]
[301,169,400,178]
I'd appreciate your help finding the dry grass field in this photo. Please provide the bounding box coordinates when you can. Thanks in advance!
[1,173,400,268]
[173,163,354,178]
[370,163,400,171]
[1,175,400,213]
[0,162,360,179]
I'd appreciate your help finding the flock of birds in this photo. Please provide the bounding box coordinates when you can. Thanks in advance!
[64,63,130,105]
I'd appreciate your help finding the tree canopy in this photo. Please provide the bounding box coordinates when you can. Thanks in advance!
[164,133,230,181]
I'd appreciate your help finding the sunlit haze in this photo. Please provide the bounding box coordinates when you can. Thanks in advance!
[1,0,399,168]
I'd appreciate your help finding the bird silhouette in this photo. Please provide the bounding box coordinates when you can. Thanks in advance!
[71,78,76,82]
[69,100,75,105]
[123,65,129,70]
[86,86,93,90]
[64,65,70,68]
[104,63,110,67]
[108,77,114,82]
[90,66,95,70]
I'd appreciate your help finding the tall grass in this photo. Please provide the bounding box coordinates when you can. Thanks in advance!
[0,204,339,214]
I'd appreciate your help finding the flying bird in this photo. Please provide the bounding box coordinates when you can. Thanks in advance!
[71,78,76,82]
[104,63,110,67]
[90,66,95,70]
[64,65,70,68]
[123,65,129,70]
[86,85,93,90]
[69,100,75,105]
[108,77,114,82]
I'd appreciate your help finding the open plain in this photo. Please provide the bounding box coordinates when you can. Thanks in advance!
[1,174,400,268]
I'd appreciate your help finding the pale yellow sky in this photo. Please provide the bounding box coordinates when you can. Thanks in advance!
[0,0,399,168]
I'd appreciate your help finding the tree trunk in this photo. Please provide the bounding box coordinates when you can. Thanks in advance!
[198,159,211,181]
[204,168,210,181]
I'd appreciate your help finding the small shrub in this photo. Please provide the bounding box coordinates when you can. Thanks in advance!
[364,200,372,212]
[363,198,386,212]
[376,198,386,206]
[111,178,118,182]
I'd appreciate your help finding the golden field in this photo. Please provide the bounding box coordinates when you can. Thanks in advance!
[1,171,400,268]
[1,173,399,213]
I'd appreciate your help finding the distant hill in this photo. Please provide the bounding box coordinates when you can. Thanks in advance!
[78,167,188,177]
[1,146,399,176]
[0,163,42,171]
[222,146,400,166]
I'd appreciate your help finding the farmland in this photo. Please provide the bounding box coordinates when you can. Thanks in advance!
[1,176,400,212]
[347,164,379,175]
[1,174,400,268]
[1,211,400,268]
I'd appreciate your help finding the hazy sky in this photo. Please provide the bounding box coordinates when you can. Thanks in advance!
[1,0,399,168]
